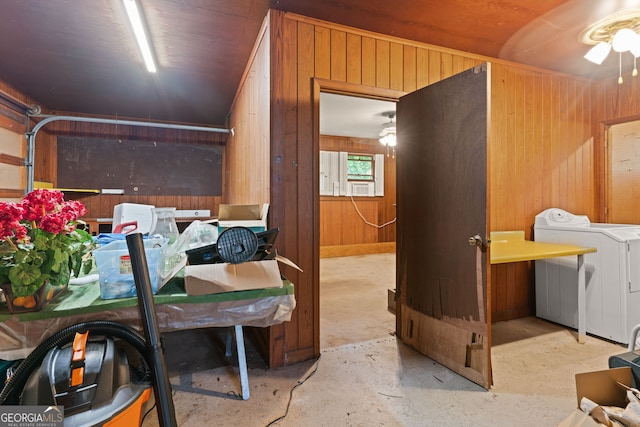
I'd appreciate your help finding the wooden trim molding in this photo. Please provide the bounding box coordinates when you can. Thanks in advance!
[0,189,24,198]
[0,153,24,166]
[320,242,396,258]
[313,78,405,101]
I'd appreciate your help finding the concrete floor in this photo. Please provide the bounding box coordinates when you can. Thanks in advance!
[141,253,627,426]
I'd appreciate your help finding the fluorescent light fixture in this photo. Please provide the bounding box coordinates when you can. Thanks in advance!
[123,0,156,73]
[584,41,611,65]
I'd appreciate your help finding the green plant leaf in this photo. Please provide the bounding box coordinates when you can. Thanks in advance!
[0,264,9,284]
[49,264,70,287]
[81,258,93,276]
[8,263,44,296]
[1,192,95,298]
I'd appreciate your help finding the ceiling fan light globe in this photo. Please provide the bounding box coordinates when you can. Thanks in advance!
[380,134,396,146]
[612,28,637,53]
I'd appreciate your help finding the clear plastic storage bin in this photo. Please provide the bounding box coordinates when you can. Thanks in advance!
[93,238,166,299]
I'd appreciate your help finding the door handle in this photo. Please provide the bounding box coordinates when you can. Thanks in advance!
[468,234,483,247]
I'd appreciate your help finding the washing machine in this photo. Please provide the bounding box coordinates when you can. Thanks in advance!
[534,208,640,344]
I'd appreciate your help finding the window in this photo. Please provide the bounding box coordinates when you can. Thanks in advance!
[320,150,384,196]
[347,154,374,181]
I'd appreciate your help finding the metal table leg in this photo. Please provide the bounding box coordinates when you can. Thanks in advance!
[577,254,587,344]
[234,325,250,399]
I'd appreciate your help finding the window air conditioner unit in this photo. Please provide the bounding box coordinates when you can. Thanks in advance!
[351,182,374,196]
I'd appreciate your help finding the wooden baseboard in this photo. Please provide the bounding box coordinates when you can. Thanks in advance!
[320,242,396,258]
[491,306,533,323]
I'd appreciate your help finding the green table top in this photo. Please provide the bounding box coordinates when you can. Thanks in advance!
[0,272,294,323]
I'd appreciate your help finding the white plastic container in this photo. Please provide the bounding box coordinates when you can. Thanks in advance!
[112,203,156,234]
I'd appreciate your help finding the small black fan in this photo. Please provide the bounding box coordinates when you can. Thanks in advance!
[216,226,259,264]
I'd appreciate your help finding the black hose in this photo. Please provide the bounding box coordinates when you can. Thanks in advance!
[0,320,146,405]
[126,233,177,427]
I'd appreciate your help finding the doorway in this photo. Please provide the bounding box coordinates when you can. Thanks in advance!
[607,119,640,224]
[319,254,396,348]
[317,89,399,349]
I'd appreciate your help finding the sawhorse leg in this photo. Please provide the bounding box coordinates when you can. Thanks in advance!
[225,325,250,400]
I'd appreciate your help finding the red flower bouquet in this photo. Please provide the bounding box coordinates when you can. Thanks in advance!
[0,189,95,310]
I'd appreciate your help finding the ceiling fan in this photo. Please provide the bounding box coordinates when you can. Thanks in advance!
[582,10,640,83]
[378,111,396,158]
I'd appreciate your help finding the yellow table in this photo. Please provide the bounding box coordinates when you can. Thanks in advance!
[490,231,597,343]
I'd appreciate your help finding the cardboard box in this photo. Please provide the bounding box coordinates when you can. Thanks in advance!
[557,410,600,427]
[217,204,269,233]
[558,367,634,426]
[184,256,301,296]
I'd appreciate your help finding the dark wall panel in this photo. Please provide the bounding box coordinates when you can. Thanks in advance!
[57,136,222,196]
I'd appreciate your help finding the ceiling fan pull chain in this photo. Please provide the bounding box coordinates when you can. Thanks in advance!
[619,52,623,84]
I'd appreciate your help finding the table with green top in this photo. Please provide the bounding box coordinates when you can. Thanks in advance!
[0,273,295,400]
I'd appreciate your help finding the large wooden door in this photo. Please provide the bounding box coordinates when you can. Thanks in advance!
[607,119,640,224]
[396,64,491,388]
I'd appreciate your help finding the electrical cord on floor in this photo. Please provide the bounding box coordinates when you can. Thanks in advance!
[350,195,396,228]
[141,401,157,425]
[140,387,176,425]
[264,356,321,427]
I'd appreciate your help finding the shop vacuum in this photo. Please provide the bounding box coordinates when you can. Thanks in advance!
[0,233,177,427]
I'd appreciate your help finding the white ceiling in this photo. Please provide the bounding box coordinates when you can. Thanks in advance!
[320,93,396,140]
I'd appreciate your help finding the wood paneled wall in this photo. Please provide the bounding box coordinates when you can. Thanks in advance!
[319,134,396,245]
[488,64,595,321]
[265,10,605,364]
[320,197,379,245]
[269,10,491,365]
[226,22,271,207]
[0,83,41,200]
[591,75,640,222]
[0,126,26,200]
[66,194,221,225]
[226,17,282,365]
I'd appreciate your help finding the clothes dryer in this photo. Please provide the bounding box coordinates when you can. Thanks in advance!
[534,208,640,344]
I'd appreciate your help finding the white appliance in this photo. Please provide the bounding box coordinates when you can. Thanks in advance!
[112,203,156,234]
[534,208,640,344]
